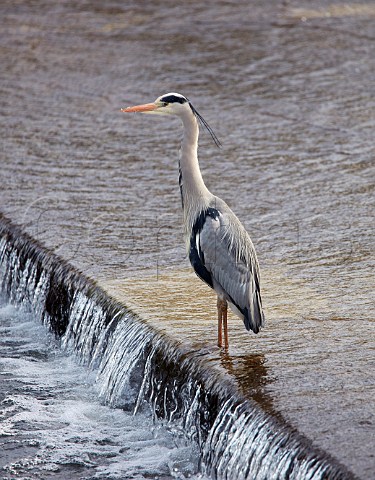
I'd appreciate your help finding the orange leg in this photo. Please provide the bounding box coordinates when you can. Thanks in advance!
[222,300,228,350]
[217,298,229,349]
[217,297,223,348]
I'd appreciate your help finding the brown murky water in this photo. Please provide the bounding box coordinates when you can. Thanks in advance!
[1,1,374,477]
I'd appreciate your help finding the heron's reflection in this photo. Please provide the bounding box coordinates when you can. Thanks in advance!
[219,351,279,418]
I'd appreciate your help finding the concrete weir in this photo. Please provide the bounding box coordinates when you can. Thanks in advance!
[0,214,355,479]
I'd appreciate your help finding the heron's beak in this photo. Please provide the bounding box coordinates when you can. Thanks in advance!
[121,102,158,113]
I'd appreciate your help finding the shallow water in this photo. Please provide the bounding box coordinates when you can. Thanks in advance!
[0,302,205,479]
[0,0,374,477]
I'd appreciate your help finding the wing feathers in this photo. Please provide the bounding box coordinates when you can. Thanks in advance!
[189,205,265,334]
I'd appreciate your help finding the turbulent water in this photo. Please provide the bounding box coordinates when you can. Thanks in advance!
[0,302,204,480]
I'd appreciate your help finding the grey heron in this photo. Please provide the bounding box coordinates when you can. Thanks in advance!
[122,93,265,348]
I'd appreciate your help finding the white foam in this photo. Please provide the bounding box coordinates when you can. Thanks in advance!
[0,303,207,479]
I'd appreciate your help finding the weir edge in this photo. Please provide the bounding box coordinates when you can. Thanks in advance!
[0,212,356,480]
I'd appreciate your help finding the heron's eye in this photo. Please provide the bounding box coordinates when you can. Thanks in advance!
[162,102,168,107]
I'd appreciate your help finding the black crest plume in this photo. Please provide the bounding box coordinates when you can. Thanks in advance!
[189,102,222,148]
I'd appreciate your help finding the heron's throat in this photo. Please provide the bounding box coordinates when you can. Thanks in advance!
[179,115,210,203]
[179,114,212,241]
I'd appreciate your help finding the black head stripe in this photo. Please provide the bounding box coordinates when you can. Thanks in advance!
[160,94,187,104]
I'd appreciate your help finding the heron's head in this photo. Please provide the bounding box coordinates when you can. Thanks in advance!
[121,92,191,116]
[121,92,221,147]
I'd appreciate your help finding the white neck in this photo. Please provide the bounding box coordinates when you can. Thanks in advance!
[179,111,212,236]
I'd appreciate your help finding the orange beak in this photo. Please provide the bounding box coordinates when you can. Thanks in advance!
[121,102,157,113]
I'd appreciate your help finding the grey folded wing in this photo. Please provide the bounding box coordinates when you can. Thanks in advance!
[192,209,264,333]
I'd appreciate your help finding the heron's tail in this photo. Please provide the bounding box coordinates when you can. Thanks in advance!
[243,291,265,334]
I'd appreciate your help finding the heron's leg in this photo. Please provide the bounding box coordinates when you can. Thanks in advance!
[223,300,228,349]
[217,298,229,349]
[217,297,223,348]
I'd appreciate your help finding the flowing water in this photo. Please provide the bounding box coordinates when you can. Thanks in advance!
[0,302,203,479]
[0,230,353,479]
[0,0,374,478]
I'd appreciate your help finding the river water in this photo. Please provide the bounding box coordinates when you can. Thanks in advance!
[1,0,374,478]
[0,301,205,479]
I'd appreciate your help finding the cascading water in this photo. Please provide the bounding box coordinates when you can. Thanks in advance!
[0,215,355,479]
